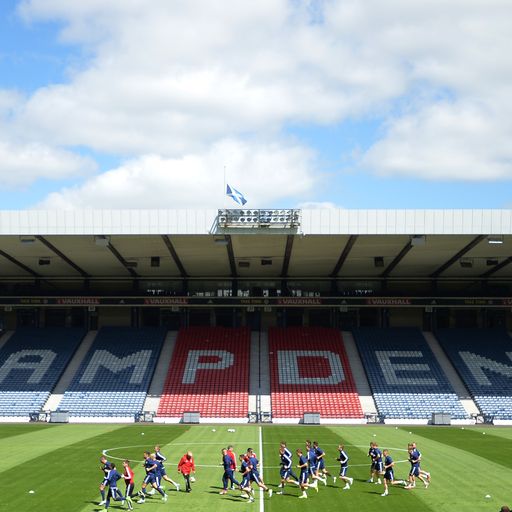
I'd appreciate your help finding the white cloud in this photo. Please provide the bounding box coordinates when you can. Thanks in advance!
[36,139,317,209]
[328,1,512,180]
[7,0,512,189]
[0,139,96,187]
[362,100,512,180]
[0,88,95,187]
[15,0,411,156]
[0,90,24,117]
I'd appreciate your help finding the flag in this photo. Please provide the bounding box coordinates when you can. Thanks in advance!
[226,184,247,205]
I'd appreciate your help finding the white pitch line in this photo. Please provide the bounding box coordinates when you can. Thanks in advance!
[259,426,264,512]
[103,442,410,465]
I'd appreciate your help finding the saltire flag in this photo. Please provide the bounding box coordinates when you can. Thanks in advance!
[226,184,247,205]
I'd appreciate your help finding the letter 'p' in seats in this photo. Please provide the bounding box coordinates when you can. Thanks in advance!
[157,327,250,419]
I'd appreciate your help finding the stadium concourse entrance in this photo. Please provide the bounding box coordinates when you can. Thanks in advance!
[1,302,510,331]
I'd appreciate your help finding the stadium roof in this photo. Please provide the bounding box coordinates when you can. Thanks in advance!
[1,208,512,235]
[0,209,511,281]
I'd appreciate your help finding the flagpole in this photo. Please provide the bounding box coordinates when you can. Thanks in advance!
[223,165,227,209]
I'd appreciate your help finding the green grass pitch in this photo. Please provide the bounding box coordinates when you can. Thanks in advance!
[1,423,510,512]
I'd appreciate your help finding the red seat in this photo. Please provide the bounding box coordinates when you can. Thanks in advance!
[157,327,250,418]
[269,327,364,419]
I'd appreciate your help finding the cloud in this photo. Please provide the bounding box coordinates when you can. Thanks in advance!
[0,139,96,187]
[362,99,512,180]
[334,1,512,180]
[8,0,512,189]
[36,139,317,209]
[0,88,95,187]
[15,0,410,156]
[0,89,24,116]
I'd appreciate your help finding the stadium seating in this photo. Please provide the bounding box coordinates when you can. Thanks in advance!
[58,327,166,417]
[435,329,512,420]
[157,327,250,419]
[352,328,468,420]
[0,328,85,416]
[268,327,363,419]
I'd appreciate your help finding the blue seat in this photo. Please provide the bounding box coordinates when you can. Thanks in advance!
[353,328,467,420]
[58,327,166,417]
[436,329,512,419]
[0,328,85,416]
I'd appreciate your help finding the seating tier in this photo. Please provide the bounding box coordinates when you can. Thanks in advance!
[353,328,467,420]
[0,328,85,416]
[58,327,166,417]
[157,327,250,418]
[269,327,363,419]
[436,329,512,419]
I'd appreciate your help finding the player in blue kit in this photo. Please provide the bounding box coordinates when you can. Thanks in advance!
[296,448,319,499]
[220,448,240,494]
[372,443,383,485]
[247,448,273,497]
[381,449,405,497]
[336,444,353,490]
[411,442,431,486]
[102,463,133,510]
[99,455,112,505]
[151,454,167,493]
[313,441,333,484]
[367,442,377,483]
[405,444,426,489]
[306,440,326,485]
[238,454,255,502]
[276,442,300,494]
[137,451,168,503]
[153,444,181,492]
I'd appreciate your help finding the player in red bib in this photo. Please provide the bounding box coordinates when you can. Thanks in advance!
[178,451,196,492]
[122,460,135,501]
[227,445,237,489]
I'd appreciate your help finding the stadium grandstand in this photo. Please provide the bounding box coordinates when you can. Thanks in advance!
[0,208,511,425]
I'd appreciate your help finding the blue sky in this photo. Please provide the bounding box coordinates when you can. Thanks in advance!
[0,1,66,92]
[0,1,511,210]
